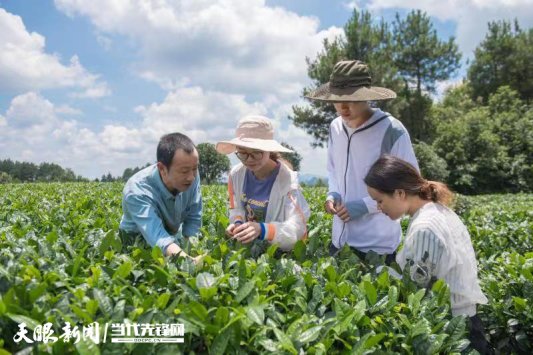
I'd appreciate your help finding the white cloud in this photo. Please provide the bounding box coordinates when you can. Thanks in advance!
[0,92,139,176]
[343,1,362,10]
[49,0,341,177]
[0,93,63,157]
[53,0,342,98]
[139,71,191,91]
[270,101,328,176]
[364,0,533,58]
[96,33,113,51]
[55,104,82,115]
[69,80,111,98]
[0,89,284,178]
[102,105,118,113]
[44,0,350,177]
[135,87,268,145]
[0,1,344,178]
[0,8,110,97]
[4,92,58,129]
[435,77,465,100]
[99,125,145,153]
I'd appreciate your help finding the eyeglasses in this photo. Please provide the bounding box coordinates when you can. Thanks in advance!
[235,151,264,161]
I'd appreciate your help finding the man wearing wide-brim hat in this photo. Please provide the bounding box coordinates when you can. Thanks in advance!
[305,60,419,262]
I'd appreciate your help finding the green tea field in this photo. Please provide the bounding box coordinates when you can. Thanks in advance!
[0,183,531,354]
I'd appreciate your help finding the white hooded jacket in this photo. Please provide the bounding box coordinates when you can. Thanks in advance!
[327,109,419,253]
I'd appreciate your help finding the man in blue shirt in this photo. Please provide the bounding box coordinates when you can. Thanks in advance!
[120,132,202,261]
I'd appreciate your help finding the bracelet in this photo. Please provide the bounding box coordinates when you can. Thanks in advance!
[234,220,243,226]
[259,223,266,240]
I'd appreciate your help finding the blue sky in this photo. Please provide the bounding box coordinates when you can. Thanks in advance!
[1,0,532,179]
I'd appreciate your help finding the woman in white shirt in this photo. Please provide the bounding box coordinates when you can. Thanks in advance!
[364,154,492,354]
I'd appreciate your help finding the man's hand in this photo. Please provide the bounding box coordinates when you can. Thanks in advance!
[167,243,205,265]
[232,222,261,244]
[325,199,351,222]
[325,200,338,214]
[192,253,206,266]
[165,243,184,257]
[335,204,351,222]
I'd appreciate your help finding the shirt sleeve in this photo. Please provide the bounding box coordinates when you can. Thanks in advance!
[182,174,202,237]
[344,196,380,219]
[263,189,310,251]
[122,193,175,252]
[405,229,445,288]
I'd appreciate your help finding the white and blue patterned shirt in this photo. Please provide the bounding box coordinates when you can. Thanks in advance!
[397,202,488,316]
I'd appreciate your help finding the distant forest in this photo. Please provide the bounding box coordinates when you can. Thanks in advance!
[0,159,151,183]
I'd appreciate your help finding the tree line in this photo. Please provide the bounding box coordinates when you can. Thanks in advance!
[291,9,533,194]
[0,160,87,183]
[0,142,302,185]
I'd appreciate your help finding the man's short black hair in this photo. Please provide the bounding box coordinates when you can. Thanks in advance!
[157,133,196,168]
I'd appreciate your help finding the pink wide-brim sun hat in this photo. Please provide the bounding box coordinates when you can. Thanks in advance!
[216,115,293,154]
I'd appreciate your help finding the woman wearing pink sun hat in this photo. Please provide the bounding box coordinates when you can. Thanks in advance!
[216,115,310,252]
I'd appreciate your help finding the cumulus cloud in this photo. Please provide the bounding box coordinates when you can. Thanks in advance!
[69,80,112,98]
[0,93,63,160]
[435,77,466,100]
[0,8,110,97]
[53,0,342,98]
[0,89,276,178]
[96,33,113,51]
[4,92,58,129]
[0,92,146,176]
[269,101,328,176]
[343,1,362,10]
[135,87,268,142]
[55,105,83,115]
[47,0,346,176]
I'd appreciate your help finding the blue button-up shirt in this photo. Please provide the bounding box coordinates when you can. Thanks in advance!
[119,164,202,252]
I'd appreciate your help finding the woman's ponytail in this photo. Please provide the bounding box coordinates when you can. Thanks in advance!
[419,180,454,206]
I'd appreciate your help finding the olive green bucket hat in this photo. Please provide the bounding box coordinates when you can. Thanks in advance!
[305,60,396,102]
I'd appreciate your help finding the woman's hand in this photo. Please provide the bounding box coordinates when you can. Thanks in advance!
[226,223,237,237]
[232,222,261,244]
